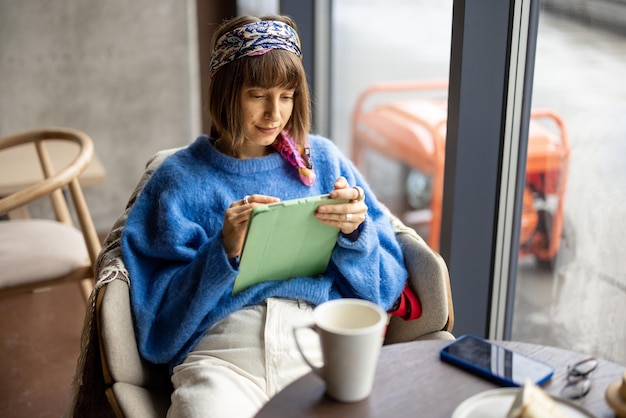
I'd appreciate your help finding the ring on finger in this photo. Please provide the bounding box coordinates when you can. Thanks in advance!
[242,195,250,205]
[352,186,365,202]
[345,213,353,222]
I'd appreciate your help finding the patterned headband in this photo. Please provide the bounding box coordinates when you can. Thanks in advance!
[209,20,302,78]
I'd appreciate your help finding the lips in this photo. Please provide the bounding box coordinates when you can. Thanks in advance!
[257,126,279,135]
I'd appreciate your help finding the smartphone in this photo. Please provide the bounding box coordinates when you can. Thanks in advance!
[439,335,554,387]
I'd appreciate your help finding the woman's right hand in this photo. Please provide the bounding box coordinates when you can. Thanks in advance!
[222,194,280,259]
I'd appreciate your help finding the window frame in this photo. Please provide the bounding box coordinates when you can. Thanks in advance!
[441,0,540,339]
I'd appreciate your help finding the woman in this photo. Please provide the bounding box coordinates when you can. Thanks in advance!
[122,14,411,418]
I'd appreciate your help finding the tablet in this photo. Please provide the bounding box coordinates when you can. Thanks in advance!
[232,194,349,294]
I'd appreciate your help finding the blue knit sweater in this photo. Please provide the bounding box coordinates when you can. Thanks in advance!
[121,135,408,373]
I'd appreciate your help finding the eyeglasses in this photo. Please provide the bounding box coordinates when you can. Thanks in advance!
[560,357,598,400]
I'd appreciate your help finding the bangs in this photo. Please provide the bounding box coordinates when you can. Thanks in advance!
[243,49,303,90]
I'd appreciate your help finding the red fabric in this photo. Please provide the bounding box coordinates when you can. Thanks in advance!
[388,284,422,321]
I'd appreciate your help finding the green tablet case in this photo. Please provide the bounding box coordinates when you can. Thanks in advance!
[232,194,349,294]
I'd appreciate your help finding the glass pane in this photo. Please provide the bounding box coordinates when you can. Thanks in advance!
[511,3,626,365]
[331,0,452,248]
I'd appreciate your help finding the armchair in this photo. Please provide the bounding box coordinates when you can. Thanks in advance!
[69,147,454,417]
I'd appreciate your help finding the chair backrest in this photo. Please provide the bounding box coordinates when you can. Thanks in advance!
[0,127,101,301]
[91,147,454,417]
[94,149,178,417]
[384,214,454,344]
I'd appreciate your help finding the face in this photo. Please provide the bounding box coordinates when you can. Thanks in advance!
[239,85,295,156]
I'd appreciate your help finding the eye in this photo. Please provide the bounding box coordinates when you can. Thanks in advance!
[245,88,266,99]
[281,90,295,100]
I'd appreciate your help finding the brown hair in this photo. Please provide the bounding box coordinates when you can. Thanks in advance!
[208,15,311,151]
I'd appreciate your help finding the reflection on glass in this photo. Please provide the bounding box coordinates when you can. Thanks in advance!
[333,0,626,367]
[332,0,452,241]
[512,2,626,366]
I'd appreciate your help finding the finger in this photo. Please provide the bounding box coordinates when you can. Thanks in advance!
[237,194,281,206]
[352,186,365,202]
[317,202,365,221]
[333,176,349,190]
[241,195,250,206]
[329,185,359,201]
[316,209,365,225]
[224,206,251,227]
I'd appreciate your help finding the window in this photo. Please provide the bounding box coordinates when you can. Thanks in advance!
[511,2,626,365]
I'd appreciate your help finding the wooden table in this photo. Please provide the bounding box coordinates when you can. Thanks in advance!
[256,339,625,418]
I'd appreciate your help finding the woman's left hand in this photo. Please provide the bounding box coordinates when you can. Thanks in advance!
[315,177,367,235]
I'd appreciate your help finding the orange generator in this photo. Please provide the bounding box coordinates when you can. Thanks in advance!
[351,80,570,267]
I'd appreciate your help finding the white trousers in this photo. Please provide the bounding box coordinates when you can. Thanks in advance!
[167,298,322,418]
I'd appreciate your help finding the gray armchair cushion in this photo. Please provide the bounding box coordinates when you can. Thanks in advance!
[384,212,454,344]
[99,278,170,389]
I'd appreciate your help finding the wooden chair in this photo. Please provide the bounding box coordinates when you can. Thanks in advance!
[0,128,101,302]
[69,148,454,417]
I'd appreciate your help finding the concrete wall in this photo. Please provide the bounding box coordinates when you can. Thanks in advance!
[0,0,201,232]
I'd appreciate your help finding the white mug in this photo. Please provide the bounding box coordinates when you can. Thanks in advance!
[293,298,387,402]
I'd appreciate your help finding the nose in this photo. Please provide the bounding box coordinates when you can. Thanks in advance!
[264,97,280,120]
